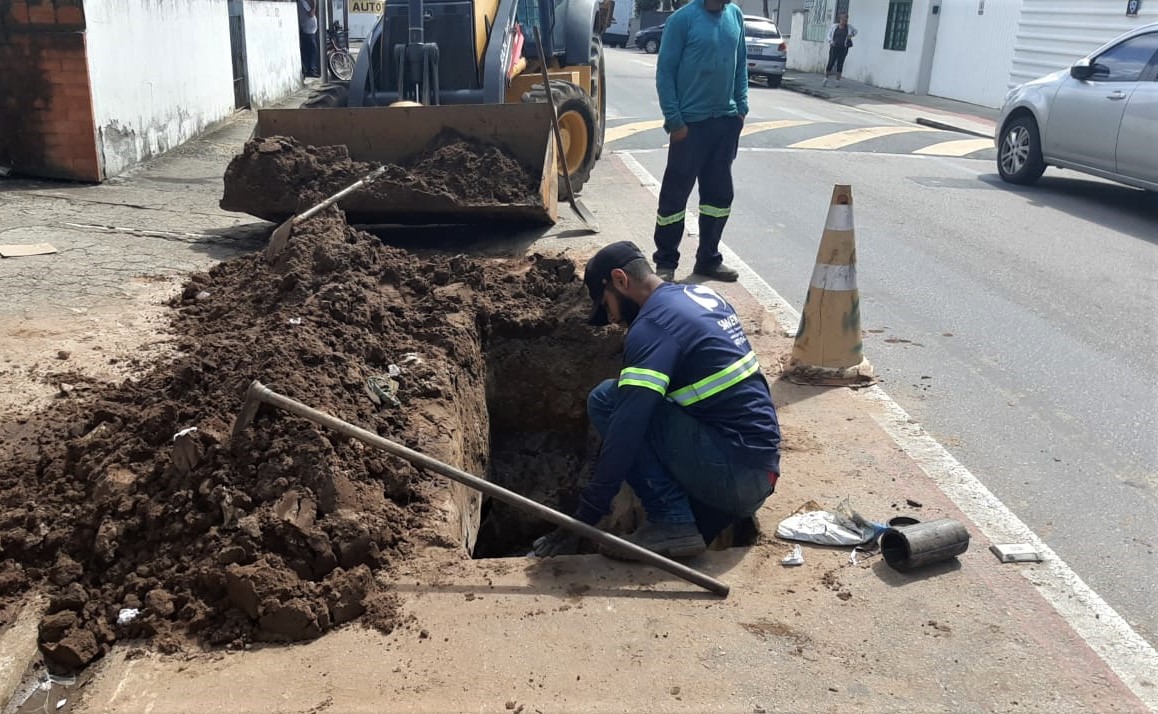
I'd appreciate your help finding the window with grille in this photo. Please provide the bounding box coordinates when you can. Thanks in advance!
[803,0,850,43]
[884,1,912,51]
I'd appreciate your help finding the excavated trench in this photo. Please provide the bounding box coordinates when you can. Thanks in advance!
[472,334,623,558]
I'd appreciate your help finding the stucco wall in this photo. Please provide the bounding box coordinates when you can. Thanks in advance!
[85,0,235,178]
[790,2,935,93]
[244,0,302,107]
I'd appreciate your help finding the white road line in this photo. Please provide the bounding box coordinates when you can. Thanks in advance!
[789,125,925,150]
[617,150,1158,710]
[913,138,994,156]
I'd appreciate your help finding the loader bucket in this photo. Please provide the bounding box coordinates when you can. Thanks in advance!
[220,103,559,226]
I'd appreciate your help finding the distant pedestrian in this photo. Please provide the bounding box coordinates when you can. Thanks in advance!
[298,0,320,78]
[823,13,857,87]
[650,0,748,284]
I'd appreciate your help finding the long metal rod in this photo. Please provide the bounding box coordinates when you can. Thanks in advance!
[234,380,730,597]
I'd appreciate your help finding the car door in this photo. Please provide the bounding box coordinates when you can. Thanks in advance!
[1115,35,1158,185]
[1045,32,1158,172]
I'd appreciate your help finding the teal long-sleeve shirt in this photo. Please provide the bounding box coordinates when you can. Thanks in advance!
[655,0,749,133]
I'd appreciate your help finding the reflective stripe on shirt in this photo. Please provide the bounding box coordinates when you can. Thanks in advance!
[667,350,760,406]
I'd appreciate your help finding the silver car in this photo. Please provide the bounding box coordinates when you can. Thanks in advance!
[744,16,787,88]
[996,22,1158,190]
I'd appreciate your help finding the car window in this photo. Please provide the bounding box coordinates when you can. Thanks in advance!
[745,21,780,39]
[1091,32,1158,82]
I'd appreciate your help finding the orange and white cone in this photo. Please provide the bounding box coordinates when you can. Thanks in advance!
[785,184,874,385]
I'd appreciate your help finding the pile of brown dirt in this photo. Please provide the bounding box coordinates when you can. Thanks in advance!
[0,212,619,671]
[220,130,540,218]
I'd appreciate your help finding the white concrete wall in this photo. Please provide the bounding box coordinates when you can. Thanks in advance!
[85,0,235,178]
[787,10,828,71]
[244,0,303,107]
[1011,0,1158,86]
[791,1,937,93]
[927,0,1024,108]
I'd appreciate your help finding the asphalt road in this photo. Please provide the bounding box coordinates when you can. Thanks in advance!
[601,47,1158,646]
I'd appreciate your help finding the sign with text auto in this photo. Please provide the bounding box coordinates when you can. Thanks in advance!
[352,0,383,14]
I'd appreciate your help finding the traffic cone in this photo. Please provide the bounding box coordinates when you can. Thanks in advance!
[785,184,874,385]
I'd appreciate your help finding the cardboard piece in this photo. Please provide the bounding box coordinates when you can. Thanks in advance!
[0,243,57,258]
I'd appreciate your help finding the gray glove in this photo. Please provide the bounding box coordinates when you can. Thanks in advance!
[532,527,581,557]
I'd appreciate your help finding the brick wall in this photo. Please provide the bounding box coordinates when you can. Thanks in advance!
[0,0,102,181]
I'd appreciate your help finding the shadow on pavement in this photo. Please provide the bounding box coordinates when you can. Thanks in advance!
[978,173,1158,245]
[870,556,963,586]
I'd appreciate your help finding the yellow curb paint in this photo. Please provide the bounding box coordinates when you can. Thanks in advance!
[603,120,667,144]
[913,138,994,156]
[789,125,925,150]
[739,119,814,137]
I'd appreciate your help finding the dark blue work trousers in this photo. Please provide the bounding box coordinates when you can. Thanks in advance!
[587,379,774,543]
[652,115,743,272]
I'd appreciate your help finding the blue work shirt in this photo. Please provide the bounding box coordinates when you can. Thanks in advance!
[575,283,782,525]
[655,0,749,133]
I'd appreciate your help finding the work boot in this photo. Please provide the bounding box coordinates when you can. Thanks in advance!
[656,266,676,282]
[600,521,706,561]
[692,262,740,282]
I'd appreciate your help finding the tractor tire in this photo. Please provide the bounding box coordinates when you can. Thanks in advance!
[591,34,607,160]
[523,80,599,199]
[301,82,349,108]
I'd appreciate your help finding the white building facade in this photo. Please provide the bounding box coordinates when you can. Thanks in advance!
[788,0,1158,108]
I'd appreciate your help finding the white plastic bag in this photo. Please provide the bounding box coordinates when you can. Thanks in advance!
[776,498,883,546]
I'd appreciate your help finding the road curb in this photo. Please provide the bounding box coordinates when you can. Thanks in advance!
[914,116,993,139]
[780,79,833,101]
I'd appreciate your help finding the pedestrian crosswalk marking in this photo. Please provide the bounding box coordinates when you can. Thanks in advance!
[788,125,925,150]
[605,120,995,158]
[913,138,994,157]
[604,120,667,145]
[740,119,814,137]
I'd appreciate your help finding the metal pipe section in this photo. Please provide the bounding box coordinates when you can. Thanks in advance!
[235,380,731,597]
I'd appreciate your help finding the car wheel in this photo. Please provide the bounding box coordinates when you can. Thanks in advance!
[645,38,659,54]
[766,74,782,88]
[997,115,1046,185]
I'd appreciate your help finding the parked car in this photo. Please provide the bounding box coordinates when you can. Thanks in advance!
[744,15,787,88]
[633,24,664,54]
[995,22,1158,191]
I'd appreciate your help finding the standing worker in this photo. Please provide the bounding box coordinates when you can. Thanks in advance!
[532,242,782,559]
[650,0,748,284]
[823,13,857,87]
[298,0,320,78]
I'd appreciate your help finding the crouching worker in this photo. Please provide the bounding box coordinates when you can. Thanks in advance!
[533,241,782,559]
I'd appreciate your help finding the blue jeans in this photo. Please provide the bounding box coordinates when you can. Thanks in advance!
[588,379,773,538]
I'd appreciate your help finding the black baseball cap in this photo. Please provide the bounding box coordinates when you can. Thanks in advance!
[584,241,647,326]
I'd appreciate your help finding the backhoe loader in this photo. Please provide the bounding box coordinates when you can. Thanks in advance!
[221,0,615,225]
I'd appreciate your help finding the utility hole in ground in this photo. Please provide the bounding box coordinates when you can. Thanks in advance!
[471,331,624,558]
[470,329,763,559]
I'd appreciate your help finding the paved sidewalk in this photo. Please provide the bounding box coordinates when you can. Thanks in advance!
[781,70,998,139]
[0,97,1152,714]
